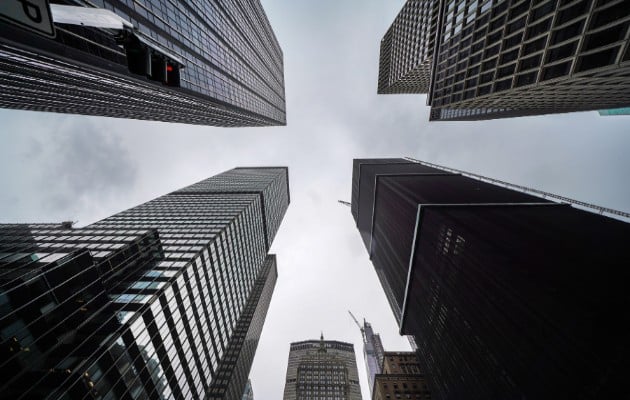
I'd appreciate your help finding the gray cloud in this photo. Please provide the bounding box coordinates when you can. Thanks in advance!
[1,0,629,399]
[38,120,138,214]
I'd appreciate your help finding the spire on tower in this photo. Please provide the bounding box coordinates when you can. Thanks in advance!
[318,332,327,353]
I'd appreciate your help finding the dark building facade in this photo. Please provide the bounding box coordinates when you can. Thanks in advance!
[283,336,362,400]
[351,158,630,399]
[0,0,285,126]
[379,0,630,121]
[0,167,289,399]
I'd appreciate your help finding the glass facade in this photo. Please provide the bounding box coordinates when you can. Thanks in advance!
[351,158,630,399]
[241,379,254,400]
[283,338,362,400]
[0,167,289,399]
[361,320,385,396]
[0,0,285,126]
[378,0,630,120]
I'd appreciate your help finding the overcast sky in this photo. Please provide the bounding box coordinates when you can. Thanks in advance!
[1,0,630,399]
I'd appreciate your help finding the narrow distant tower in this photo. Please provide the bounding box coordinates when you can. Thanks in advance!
[282,334,362,400]
[348,312,384,395]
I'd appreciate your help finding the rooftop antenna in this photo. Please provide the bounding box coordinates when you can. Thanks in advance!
[318,332,327,353]
[338,200,351,207]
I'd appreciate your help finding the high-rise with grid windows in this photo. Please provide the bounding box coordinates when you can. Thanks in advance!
[282,335,362,400]
[0,0,285,126]
[351,157,630,399]
[0,167,289,399]
[378,0,630,121]
[378,0,438,94]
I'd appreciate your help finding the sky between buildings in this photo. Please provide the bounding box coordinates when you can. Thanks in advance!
[1,1,630,399]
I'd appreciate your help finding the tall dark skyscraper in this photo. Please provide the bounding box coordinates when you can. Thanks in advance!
[378,0,630,121]
[0,0,285,126]
[282,335,362,400]
[0,167,289,399]
[351,158,630,399]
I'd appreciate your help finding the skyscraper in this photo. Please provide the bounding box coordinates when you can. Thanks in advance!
[0,0,285,126]
[282,335,362,400]
[0,167,289,399]
[373,352,431,400]
[361,320,385,396]
[378,0,438,94]
[379,0,630,121]
[351,157,630,399]
[349,313,384,396]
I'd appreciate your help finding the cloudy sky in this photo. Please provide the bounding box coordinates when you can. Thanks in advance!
[1,0,630,399]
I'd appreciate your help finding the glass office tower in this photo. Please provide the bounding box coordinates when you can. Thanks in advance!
[378,0,630,121]
[357,319,384,396]
[351,158,630,399]
[0,167,289,399]
[0,0,285,126]
[282,336,362,400]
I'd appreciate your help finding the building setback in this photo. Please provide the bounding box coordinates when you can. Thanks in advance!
[378,0,630,121]
[0,167,289,399]
[0,0,285,126]
[351,158,630,399]
[283,336,362,400]
[373,352,431,400]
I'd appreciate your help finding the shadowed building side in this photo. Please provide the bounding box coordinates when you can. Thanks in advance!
[351,157,630,399]
[208,256,277,400]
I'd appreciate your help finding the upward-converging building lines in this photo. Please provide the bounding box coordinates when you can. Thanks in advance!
[0,167,290,400]
[351,157,630,399]
[379,0,630,120]
[0,0,286,126]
